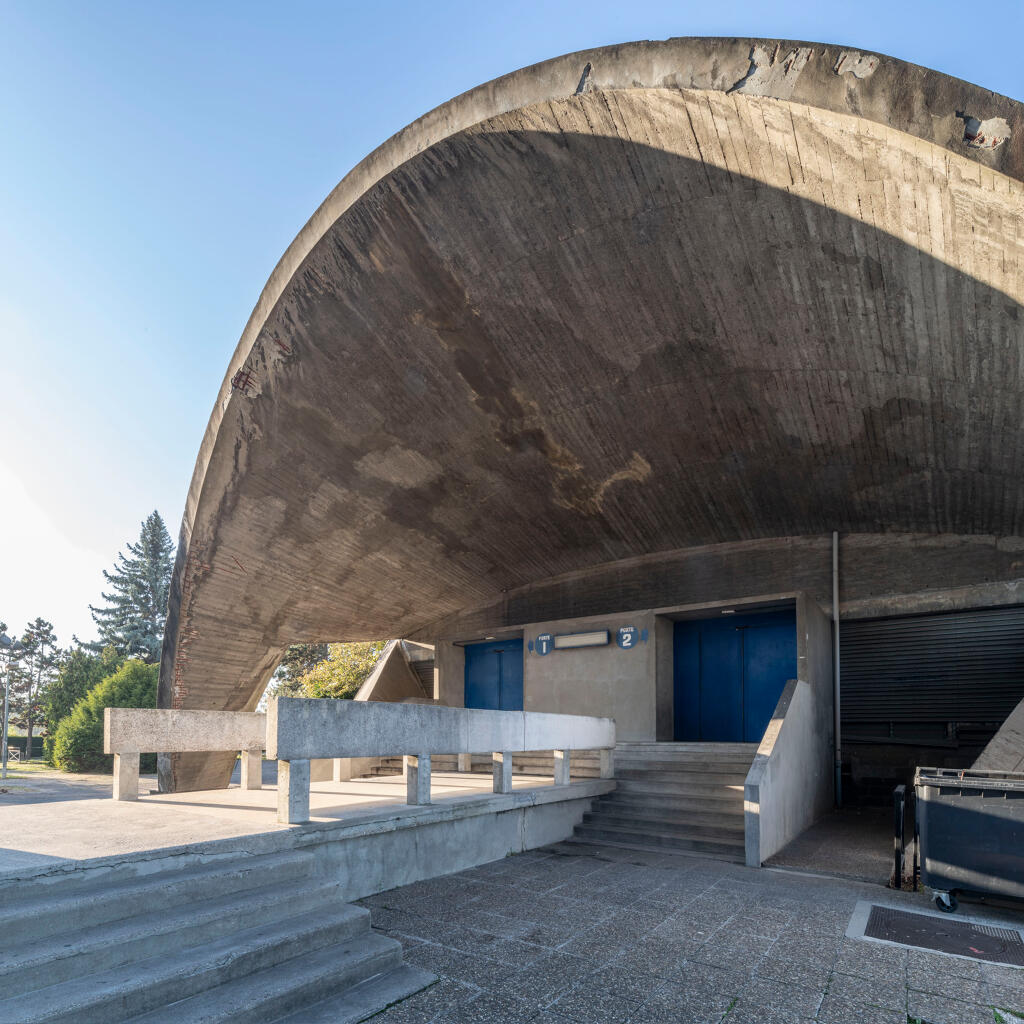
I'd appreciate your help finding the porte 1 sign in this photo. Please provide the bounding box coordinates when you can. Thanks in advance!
[535,633,554,656]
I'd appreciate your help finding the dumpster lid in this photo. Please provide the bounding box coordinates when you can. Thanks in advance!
[915,766,1024,792]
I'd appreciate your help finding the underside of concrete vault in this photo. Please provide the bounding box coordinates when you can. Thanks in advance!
[159,37,1024,792]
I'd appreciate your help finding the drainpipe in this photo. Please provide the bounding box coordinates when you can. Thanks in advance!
[832,531,843,808]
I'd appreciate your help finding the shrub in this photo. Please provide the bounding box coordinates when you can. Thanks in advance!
[51,660,158,773]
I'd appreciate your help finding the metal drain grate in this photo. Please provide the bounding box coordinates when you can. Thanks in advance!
[865,905,1024,966]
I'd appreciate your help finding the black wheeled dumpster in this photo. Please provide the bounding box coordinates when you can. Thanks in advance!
[915,767,1024,913]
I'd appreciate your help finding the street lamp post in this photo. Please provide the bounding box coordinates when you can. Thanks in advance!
[0,634,24,781]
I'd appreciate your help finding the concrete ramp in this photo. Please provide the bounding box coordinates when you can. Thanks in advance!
[974,696,1024,772]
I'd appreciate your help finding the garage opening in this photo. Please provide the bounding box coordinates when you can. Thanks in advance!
[840,604,1024,805]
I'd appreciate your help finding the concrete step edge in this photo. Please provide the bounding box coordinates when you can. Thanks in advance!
[0,881,345,996]
[270,964,436,1024]
[0,851,316,939]
[561,836,745,863]
[0,904,371,1024]
[122,933,403,1024]
[582,814,744,839]
[573,824,744,853]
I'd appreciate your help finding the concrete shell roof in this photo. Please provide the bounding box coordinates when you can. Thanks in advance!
[160,37,1024,790]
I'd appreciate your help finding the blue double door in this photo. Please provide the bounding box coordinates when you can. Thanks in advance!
[674,610,797,742]
[464,638,524,710]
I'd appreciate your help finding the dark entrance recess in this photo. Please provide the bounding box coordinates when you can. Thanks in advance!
[464,638,524,711]
[864,905,1024,967]
[840,605,1024,804]
[673,610,797,743]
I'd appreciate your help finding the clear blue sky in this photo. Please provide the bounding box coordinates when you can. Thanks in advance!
[2,0,1022,646]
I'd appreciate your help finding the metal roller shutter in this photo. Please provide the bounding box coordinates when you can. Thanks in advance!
[841,605,1024,728]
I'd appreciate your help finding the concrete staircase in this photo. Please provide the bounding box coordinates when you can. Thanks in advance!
[0,850,432,1023]
[569,742,757,861]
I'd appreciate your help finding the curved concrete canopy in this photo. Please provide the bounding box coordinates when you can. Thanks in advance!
[160,37,1024,791]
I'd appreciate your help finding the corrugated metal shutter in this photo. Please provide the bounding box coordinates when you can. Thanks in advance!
[841,605,1024,725]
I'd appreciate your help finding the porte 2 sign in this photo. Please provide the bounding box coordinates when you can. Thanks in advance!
[616,626,639,650]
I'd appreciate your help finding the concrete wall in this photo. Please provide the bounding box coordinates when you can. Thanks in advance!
[520,611,658,740]
[744,594,835,865]
[353,640,426,703]
[418,534,1024,643]
[975,696,1024,772]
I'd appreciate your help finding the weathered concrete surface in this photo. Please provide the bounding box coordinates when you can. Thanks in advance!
[357,842,1024,1024]
[745,594,836,866]
[268,698,614,761]
[975,695,1024,772]
[160,36,1024,791]
[0,770,606,876]
[353,639,427,703]
[105,709,265,753]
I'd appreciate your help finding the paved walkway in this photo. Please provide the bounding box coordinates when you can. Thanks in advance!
[361,841,1024,1024]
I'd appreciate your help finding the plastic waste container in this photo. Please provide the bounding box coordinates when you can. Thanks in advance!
[915,767,1024,913]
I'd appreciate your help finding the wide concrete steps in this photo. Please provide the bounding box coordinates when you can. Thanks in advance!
[572,822,744,859]
[571,742,755,863]
[0,850,430,1024]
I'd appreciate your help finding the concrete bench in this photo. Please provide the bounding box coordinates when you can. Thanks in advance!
[267,698,615,824]
[103,709,266,800]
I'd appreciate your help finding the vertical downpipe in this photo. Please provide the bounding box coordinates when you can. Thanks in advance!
[832,531,843,807]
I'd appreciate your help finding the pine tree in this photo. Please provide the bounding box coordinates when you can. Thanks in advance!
[89,511,174,663]
[14,617,57,759]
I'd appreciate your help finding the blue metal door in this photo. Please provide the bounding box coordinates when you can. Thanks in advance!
[464,639,524,710]
[673,610,796,742]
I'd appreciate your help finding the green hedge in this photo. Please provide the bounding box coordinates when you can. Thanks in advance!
[51,660,159,774]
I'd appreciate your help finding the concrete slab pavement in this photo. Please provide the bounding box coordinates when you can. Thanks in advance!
[362,841,1024,1024]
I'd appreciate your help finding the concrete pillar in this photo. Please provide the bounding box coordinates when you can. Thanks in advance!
[113,752,140,801]
[554,749,571,786]
[600,748,615,779]
[240,748,262,790]
[457,753,473,773]
[405,754,431,804]
[332,757,353,782]
[493,751,512,794]
[277,759,310,824]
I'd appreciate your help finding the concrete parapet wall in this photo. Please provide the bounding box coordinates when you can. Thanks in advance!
[267,699,614,761]
[105,709,266,753]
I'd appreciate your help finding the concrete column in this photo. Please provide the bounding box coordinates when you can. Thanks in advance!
[113,752,140,801]
[277,759,310,824]
[457,753,473,772]
[600,748,615,779]
[240,748,262,790]
[405,754,431,804]
[332,757,353,782]
[493,751,512,794]
[554,749,571,786]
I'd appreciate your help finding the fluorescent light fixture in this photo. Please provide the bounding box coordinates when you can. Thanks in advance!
[721,609,736,615]
[553,630,610,649]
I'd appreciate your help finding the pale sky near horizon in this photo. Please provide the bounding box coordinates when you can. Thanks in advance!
[2,0,1022,647]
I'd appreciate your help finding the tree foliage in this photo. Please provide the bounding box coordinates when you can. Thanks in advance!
[43,646,123,763]
[90,511,174,663]
[11,617,58,758]
[51,659,158,773]
[294,642,387,699]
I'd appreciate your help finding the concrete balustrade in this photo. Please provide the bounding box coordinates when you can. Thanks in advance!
[104,709,266,801]
[267,698,615,824]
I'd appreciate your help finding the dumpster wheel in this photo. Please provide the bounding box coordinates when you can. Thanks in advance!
[934,890,958,913]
